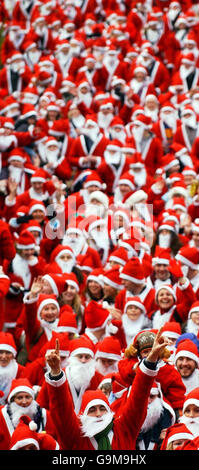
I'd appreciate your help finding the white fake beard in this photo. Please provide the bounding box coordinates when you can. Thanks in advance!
[9,400,38,429]
[78,92,92,108]
[158,233,171,248]
[185,318,199,335]
[45,148,60,164]
[68,356,96,390]
[56,257,75,273]
[146,29,160,43]
[80,411,114,438]
[132,126,144,144]
[131,169,146,188]
[95,359,118,376]
[28,51,41,65]
[71,114,85,128]
[0,360,18,404]
[179,415,199,437]
[145,108,158,122]
[122,313,145,346]
[0,135,17,151]
[175,29,187,42]
[85,204,105,218]
[97,112,113,129]
[82,127,99,141]
[160,112,177,129]
[129,79,144,94]
[9,165,23,184]
[89,229,109,250]
[140,397,164,433]
[39,318,59,340]
[103,56,118,71]
[182,115,197,129]
[62,235,85,256]
[35,26,48,37]
[10,61,25,74]
[167,8,180,21]
[192,100,199,114]
[104,150,121,165]
[180,65,194,80]
[110,129,126,143]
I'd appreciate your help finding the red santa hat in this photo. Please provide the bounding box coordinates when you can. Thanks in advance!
[102,265,123,290]
[174,338,199,366]
[86,268,104,287]
[50,244,75,263]
[119,258,145,284]
[8,378,35,403]
[44,136,60,148]
[191,218,199,234]
[42,273,68,296]
[188,300,199,318]
[89,190,109,210]
[28,200,46,215]
[160,423,194,450]
[7,148,27,164]
[172,196,187,213]
[2,96,20,114]
[69,336,95,358]
[124,296,146,314]
[161,321,182,340]
[108,247,128,266]
[84,300,111,331]
[95,336,121,362]
[158,220,177,233]
[83,171,106,190]
[0,332,17,357]
[16,230,36,250]
[176,246,199,270]
[162,153,180,172]
[64,272,79,292]
[152,246,171,266]
[57,308,78,334]
[20,104,37,120]
[79,389,110,416]
[183,386,199,414]
[30,169,47,184]
[36,294,60,319]
[155,284,177,303]
[48,119,69,137]
[181,52,196,65]
[118,171,135,191]
[9,416,59,450]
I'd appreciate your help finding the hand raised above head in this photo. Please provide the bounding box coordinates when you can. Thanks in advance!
[45,338,62,376]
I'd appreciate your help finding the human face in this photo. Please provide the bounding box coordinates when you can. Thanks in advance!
[59,253,73,262]
[0,350,14,367]
[32,182,43,193]
[192,232,199,248]
[88,280,102,296]
[184,404,199,418]
[176,356,196,378]
[139,347,152,359]
[20,248,35,259]
[154,263,170,281]
[172,439,188,450]
[14,392,33,408]
[75,353,92,363]
[119,183,131,197]
[126,305,142,321]
[87,404,107,417]
[40,303,59,322]
[103,283,116,298]
[63,284,76,301]
[41,278,53,294]
[32,209,45,223]
[191,311,199,325]
[157,288,174,310]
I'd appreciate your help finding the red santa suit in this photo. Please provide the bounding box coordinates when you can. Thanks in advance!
[0,62,32,95]
[45,357,159,450]
[0,273,11,331]
[97,140,133,195]
[12,0,39,29]
[0,332,26,405]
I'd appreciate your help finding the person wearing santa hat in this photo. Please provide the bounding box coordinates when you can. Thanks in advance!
[0,377,58,450]
[160,321,182,363]
[151,220,183,256]
[68,113,110,175]
[121,296,152,348]
[97,140,133,196]
[9,415,60,450]
[3,229,46,291]
[176,245,199,298]
[184,301,199,338]
[178,387,199,438]
[37,136,72,181]
[0,332,26,405]
[95,336,122,376]
[44,244,76,275]
[102,265,123,308]
[174,339,199,394]
[174,105,199,153]
[44,328,172,450]
[58,272,85,333]
[136,380,176,450]
[160,422,194,450]
[0,50,32,95]
[114,257,157,315]
[152,102,180,154]
[82,300,119,347]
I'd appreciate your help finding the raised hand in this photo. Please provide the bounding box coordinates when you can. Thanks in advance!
[45,338,61,376]
[146,327,169,363]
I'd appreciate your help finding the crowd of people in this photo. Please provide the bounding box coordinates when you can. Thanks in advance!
[0,0,199,452]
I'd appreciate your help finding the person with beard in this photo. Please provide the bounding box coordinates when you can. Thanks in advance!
[144,94,159,123]
[104,116,127,144]
[174,339,199,394]
[62,220,102,270]
[136,381,176,450]
[171,52,199,93]
[0,50,32,95]
[22,40,42,73]
[87,217,110,267]
[68,114,110,175]
[38,336,103,414]
[95,336,122,377]
[45,245,76,275]
[37,136,72,181]
[97,99,115,132]
[128,65,156,106]
[97,140,133,196]
[121,297,152,348]
[44,327,170,450]
[152,102,180,154]
[6,148,35,197]
[146,246,174,289]
[184,301,199,337]
[102,46,127,93]
[178,387,199,439]
[0,332,26,405]
[174,105,199,153]
[128,153,153,191]
[0,377,58,450]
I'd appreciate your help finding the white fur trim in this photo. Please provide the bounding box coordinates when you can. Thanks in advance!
[70,347,94,358]
[152,257,169,266]
[8,386,35,403]
[45,371,66,387]
[124,300,146,314]
[108,255,126,266]
[37,298,59,318]
[176,254,199,270]
[17,243,35,249]
[42,274,59,296]
[82,398,110,416]
[95,351,121,361]
[183,398,199,413]
[167,432,194,445]
[0,344,16,357]
[139,360,157,377]
[10,438,39,450]
[87,274,104,287]
[175,350,199,366]
[120,273,145,284]
[102,275,122,290]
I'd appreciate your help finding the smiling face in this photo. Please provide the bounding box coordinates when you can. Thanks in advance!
[157,288,175,310]
[40,303,59,322]
[176,356,197,378]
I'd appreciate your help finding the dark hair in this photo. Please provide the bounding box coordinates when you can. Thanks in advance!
[151,230,182,256]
